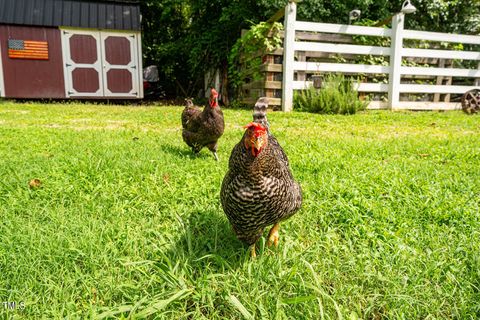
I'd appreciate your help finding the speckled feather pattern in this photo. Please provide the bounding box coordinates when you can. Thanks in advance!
[220,122,302,245]
[181,103,224,153]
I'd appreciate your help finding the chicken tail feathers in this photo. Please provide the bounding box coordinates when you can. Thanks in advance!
[253,97,269,129]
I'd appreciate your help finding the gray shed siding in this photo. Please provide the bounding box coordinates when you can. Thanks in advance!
[0,0,141,31]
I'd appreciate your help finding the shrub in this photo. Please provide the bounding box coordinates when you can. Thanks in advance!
[293,74,368,114]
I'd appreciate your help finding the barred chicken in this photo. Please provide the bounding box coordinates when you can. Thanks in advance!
[182,88,225,160]
[220,97,302,257]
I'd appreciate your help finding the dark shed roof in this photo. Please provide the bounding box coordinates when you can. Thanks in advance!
[0,0,141,31]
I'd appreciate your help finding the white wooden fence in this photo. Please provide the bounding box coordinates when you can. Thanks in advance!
[282,1,480,111]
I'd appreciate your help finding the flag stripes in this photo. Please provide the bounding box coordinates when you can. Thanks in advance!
[8,39,49,60]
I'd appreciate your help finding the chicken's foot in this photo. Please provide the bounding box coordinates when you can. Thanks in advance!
[267,223,280,247]
[250,244,256,258]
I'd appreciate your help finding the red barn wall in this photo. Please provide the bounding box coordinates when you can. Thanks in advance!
[0,25,65,98]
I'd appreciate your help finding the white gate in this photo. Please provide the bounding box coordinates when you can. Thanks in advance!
[281,2,480,111]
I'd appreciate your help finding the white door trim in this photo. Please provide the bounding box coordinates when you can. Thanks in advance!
[0,41,5,97]
[136,32,144,99]
[100,31,140,97]
[60,28,104,97]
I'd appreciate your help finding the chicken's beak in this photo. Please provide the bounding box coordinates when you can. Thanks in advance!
[250,137,264,157]
[253,139,262,151]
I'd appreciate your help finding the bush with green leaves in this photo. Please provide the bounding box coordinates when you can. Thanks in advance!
[228,21,283,96]
[293,74,368,114]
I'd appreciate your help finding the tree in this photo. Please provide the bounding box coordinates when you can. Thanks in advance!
[403,0,480,34]
[140,0,192,97]
[140,0,480,100]
[141,0,268,98]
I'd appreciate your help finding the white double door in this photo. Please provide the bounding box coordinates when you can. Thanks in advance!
[61,29,142,98]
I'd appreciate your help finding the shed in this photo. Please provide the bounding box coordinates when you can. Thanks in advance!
[0,0,143,99]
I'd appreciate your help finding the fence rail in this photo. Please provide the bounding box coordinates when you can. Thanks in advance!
[239,1,480,111]
[280,1,480,111]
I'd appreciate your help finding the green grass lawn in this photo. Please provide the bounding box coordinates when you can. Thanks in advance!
[0,101,479,319]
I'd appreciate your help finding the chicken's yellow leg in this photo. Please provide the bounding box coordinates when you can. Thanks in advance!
[267,223,280,247]
[250,244,257,258]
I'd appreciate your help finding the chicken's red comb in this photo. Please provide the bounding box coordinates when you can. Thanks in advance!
[244,122,267,134]
[210,88,218,98]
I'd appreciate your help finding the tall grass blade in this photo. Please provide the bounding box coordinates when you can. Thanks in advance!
[134,289,193,318]
[228,294,254,320]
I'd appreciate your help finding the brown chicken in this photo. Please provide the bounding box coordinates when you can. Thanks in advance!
[181,88,225,160]
[220,97,302,257]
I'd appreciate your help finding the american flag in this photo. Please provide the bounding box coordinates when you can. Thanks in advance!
[8,39,49,60]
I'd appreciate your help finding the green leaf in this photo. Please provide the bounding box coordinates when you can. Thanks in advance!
[281,295,317,304]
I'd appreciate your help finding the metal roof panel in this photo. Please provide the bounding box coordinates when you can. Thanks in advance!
[0,0,141,31]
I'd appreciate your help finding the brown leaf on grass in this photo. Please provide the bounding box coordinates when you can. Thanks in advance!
[28,178,42,189]
[163,174,170,184]
[418,153,430,157]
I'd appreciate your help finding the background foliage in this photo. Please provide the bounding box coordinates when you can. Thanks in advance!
[227,21,283,97]
[293,74,368,114]
[140,0,480,99]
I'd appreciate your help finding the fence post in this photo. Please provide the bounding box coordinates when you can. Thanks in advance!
[281,1,296,112]
[475,62,480,86]
[388,12,404,110]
